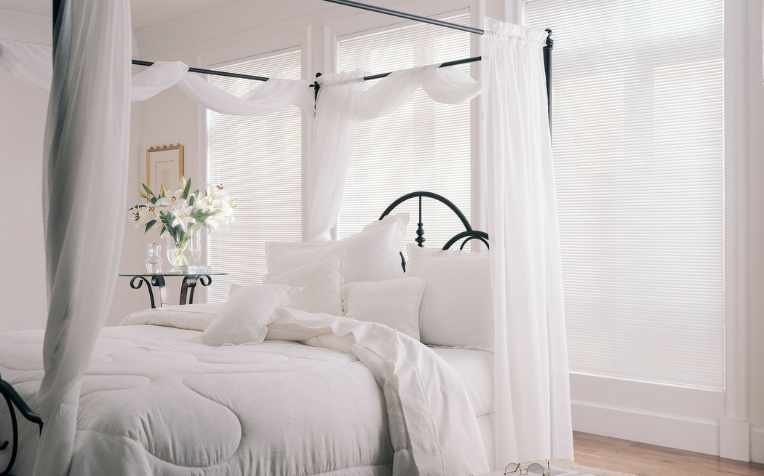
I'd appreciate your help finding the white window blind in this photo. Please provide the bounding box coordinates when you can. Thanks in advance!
[336,13,474,248]
[527,1,724,389]
[206,49,302,302]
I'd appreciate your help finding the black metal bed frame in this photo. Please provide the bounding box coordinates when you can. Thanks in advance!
[380,191,489,271]
[0,2,549,474]
[0,190,484,475]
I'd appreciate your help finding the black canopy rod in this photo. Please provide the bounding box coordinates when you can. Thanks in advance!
[131,59,269,82]
[72,0,552,120]
[321,0,484,35]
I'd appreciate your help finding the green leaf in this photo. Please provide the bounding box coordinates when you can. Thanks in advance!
[181,177,192,199]
[144,219,157,233]
[141,183,154,198]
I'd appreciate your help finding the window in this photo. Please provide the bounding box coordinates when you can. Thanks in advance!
[206,49,302,302]
[336,13,474,249]
[527,1,724,389]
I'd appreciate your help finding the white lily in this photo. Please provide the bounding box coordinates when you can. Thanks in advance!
[171,199,196,232]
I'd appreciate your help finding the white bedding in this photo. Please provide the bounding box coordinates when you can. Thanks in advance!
[0,323,491,475]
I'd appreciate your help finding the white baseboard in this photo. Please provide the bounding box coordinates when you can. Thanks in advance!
[719,417,750,461]
[572,400,720,456]
[752,426,764,464]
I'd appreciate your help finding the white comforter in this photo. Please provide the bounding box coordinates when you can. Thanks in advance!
[0,309,487,476]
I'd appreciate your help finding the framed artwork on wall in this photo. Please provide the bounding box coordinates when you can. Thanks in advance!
[145,144,185,191]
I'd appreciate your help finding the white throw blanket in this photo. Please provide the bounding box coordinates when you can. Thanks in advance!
[1,307,488,476]
[269,307,489,475]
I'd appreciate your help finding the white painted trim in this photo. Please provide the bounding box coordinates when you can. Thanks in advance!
[570,373,726,455]
[570,373,723,419]
[751,426,764,464]
[722,0,751,462]
[572,400,720,456]
[719,417,751,462]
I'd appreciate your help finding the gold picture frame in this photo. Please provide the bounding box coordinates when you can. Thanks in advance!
[145,144,185,192]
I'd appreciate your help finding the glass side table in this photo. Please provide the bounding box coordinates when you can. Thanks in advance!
[119,270,227,309]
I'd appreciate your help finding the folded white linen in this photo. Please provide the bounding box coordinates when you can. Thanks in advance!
[269,307,490,475]
[121,303,223,331]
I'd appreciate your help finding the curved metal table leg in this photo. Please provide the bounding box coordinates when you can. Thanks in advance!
[129,276,156,309]
[180,275,213,305]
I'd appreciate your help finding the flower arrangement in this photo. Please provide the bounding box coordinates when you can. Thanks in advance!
[129,177,235,269]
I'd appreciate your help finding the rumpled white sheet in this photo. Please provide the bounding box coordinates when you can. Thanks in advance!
[268,307,489,476]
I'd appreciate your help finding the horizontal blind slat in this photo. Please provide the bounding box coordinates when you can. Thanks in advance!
[206,50,303,302]
[527,0,724,389]
[337,13,473,251]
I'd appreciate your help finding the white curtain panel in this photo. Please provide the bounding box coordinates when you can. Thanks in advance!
[480,19,574,465]
[304,65,479,241]
[0,45,312,112]
[34,1,132,475]
[178,73,311,115]
[304,71,364,241]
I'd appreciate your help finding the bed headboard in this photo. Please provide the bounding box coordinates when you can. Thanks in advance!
[379,191,489,270]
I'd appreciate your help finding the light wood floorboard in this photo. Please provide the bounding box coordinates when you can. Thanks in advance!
[573,432,764,476]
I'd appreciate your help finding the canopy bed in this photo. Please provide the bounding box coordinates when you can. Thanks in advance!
[0,1,571,475]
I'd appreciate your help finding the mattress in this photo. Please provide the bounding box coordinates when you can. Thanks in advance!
[431,347,493,418]
[0,325,494,475]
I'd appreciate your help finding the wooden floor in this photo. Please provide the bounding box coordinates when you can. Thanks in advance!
[574,432,764,476]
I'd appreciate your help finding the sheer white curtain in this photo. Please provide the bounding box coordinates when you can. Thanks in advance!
[0,46,312,112]
[480,20,573,465]
[304,65,479,241]
[34,1,132,475]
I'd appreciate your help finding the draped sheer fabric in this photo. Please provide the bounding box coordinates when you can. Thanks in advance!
[480,19,574,465]
[304,65,480,241]
[34,1,133,475]
[2,12,574,473]
[0,44,312,112]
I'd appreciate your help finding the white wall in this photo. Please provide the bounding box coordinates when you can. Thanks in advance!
[0,9,147,329]
[0,11,50,331]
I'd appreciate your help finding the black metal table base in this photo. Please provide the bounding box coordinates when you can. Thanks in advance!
[124,274,215,309]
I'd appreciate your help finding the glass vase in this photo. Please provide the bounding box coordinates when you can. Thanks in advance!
[165,231,200,271]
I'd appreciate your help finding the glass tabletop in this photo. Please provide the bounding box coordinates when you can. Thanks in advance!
[119,269,227,277]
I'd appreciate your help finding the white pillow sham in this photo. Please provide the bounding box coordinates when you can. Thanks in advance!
[266,213,409,282]
[406,244,493,350]
[265,255,342,315]
[343,277,426,340]
[121,303,223,331]
[202,283,295,346]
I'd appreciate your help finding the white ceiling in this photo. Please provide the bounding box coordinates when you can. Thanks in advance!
[0,0,238,28]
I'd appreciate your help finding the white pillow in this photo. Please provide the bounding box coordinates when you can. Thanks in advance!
[266,213,408,282]
[406,244,493,350]
[202,283,295,346]
[343,277,426,340]
[265,255,342,315]
[121,303,223,331]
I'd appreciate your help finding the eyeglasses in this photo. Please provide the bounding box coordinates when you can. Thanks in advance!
[504,461,551,476]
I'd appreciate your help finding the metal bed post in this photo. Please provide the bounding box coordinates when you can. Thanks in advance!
[0,1,555,474]
[543,29,553,133]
